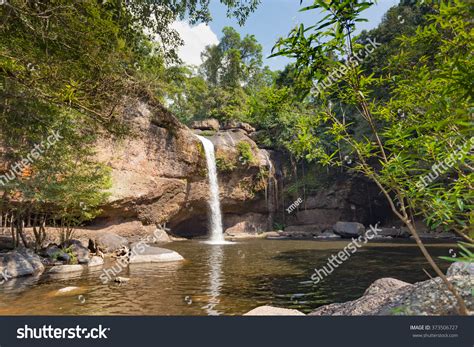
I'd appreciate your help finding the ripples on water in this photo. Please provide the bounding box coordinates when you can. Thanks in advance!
[0,240,452,315]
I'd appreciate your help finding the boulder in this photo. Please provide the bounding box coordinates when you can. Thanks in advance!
[16,249,45,274]
[222,121,255,134]
[69,244,90,264]
[309,278,413,316]
[48,264,84,274]
[129,244,184,263]
[95,232,129,253]
[190,119,220,131]
[146,227,171,243]
[310,275,474,316]
[244,305,305,316]
[0,250,44,280]
[333,222,365,238]
[446,262,474,277]
[377,275,474,316]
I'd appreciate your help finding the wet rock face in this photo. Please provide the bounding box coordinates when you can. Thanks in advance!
[92,101,272,238]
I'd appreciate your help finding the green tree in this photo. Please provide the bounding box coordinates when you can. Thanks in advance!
[201,26,263,88]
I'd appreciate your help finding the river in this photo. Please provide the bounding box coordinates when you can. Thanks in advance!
[0,239,453,315]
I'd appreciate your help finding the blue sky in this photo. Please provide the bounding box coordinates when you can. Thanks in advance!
[173,0,400,70]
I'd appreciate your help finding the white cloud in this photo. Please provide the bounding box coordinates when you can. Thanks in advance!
[171,21,219,66]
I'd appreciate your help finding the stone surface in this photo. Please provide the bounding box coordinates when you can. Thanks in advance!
[48,265,84,274]
[53,286,86,296]
[95,232,129,253]
[190,118,220,131]
[61,240,90,264]
[333,221,365,238]
[224,213,268,234]
[0,250,44,279]
[86,100,271,239]
[310,275,474,316]
[244,305,305,316]
[446,262,474,277]
[16,249,45,274]
[129,244,184,263]
[222,121,256,134]
[42,244,61,259]
[377,276,474,316]
[292,209,341,226]
[310,278,413,316]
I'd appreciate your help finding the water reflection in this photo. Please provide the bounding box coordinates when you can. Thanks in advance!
[202,245,224,315]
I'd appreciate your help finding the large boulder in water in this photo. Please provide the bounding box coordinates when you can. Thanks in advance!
[0,249,45,279]
[332,221,365,238]
[129,244,184,263]
[310,274,474,316]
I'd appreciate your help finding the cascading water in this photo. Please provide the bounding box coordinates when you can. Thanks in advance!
[196,135,226,244]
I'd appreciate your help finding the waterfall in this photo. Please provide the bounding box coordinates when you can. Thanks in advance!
[263,150,276,229]
[196,135,225,244]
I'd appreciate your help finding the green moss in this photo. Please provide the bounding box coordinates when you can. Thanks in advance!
[237,141,255,166]
[215,153,237,172]
[200,130,217,137]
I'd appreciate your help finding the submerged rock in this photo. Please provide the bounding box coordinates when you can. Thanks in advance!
[114,276,130,283]
[48,264,84,274]
[244,305,305,316]
[53,286,86,297]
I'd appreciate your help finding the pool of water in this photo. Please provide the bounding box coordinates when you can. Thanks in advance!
[0,239,453,315]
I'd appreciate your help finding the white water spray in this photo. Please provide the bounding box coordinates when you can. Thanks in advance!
[196,135,226,244]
